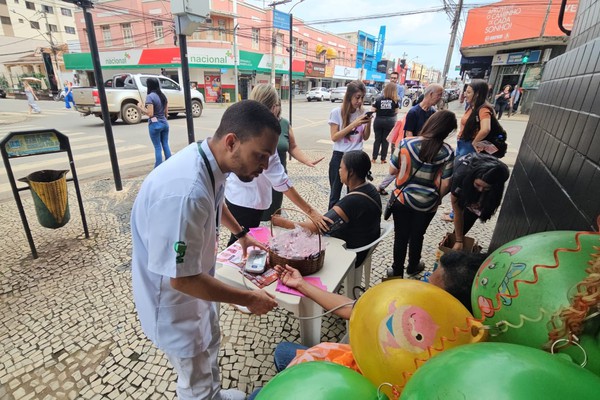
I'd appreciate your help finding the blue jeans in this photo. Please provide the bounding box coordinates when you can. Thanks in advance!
[456,139,475,157]
[149,121,171,168]
[248,342,308,399]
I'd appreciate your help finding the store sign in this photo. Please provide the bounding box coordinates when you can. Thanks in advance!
[257,54,289,72]
[461,0,577,48]
[305,61,326,77]
[333,65,360,80]
[493,50,541,65]
[188,48,235,67]
[99,50,143,66]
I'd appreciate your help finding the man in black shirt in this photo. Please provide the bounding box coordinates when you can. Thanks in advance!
[404,84,443,137]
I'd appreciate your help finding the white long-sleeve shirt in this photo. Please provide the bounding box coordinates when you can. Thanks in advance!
[225,152,293,210]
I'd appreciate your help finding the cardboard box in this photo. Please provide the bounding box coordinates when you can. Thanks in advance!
[432,233,481,272]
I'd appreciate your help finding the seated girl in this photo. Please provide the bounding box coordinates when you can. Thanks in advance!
[273,150,381,267]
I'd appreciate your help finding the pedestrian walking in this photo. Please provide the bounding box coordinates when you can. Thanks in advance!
[23,81,41,114]
[131,100,280,400]
[371,82,399,164]
[327,80,372,209]
[138,77,172,168]
[64,80,75,109]
[494,84,511,120]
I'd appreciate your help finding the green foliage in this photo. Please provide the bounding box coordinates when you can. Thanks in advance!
[17,72,48,89]
[0,75,8,90]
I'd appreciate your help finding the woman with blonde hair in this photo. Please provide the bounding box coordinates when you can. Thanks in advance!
[224,84,325,245]
[249,85,324,220]
[370,82,400,164]
[328,80,372,209]
[23,81,41,114]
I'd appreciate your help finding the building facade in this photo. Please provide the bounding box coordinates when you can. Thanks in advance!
[460,0,578,114]
[0,0,80,92]
[65,0,359,102]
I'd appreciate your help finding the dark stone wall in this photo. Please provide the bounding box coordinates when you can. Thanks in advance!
[490,0,600,249]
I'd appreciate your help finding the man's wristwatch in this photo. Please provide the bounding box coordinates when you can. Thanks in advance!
[233,226,249,240]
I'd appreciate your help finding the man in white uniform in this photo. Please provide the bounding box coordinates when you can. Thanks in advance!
[131,101,280,400]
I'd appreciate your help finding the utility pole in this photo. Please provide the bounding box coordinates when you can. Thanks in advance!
[41,12,63,95]
[233,0,239,103]
[64,0,122,191]
[442,0,463,88]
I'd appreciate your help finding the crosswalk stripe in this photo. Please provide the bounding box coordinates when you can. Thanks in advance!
[0,153,153,197]
[2,144,148,174]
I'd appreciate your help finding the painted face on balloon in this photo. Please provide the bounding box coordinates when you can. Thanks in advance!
[379,304,439,354]
[475,256,527,318]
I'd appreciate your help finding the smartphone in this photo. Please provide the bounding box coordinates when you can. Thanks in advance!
[365,111,375,118]
[244,249,268,274]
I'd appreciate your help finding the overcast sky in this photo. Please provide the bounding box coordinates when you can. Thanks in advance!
[257,0,498,79]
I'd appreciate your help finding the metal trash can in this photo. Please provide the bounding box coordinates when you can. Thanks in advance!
[18,170,70,229]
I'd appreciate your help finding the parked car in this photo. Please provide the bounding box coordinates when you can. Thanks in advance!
[330,86,347,102]
[0,88,6,99]
[364,86,380,105]
[72,74,204,124]
[306,87,331,102]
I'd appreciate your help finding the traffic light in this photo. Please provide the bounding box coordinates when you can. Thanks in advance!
[400,59,406,69]
[522,50,531,64]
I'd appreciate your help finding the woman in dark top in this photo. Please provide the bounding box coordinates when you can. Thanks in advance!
[494,84,512,120]
[139,77,171,168]
[450,153,510,251]
[273,150,381,266]
[371,82,399,163]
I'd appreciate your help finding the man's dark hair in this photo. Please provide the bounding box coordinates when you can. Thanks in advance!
[214,100,281,141]
[390,71,399,78]
[439,251,489,313]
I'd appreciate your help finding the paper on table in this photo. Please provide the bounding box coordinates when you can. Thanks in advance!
[249,226,271,244]
[217,241,279,288]
[276,277,327,297]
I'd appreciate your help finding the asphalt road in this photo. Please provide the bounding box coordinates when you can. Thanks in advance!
[0,97,527,202]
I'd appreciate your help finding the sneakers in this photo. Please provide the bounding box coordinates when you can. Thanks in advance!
[406,262,426,277]
[386,267,402,279]
[219,389,247,400]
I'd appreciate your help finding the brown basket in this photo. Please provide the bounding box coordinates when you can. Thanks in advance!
[269,208,325,276]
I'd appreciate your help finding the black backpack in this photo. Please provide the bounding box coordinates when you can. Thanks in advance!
[476,105,508,158]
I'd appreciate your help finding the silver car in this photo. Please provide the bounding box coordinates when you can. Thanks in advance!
[364,87,380,105]
[330,87,347,102]
[306,87,331,102]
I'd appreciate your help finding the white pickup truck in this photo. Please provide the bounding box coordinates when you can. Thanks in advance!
[72,74,205,124]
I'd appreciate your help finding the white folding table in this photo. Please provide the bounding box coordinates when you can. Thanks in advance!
[215,236,356,346]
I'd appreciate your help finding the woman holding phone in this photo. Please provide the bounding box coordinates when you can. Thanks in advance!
[327,80,372,209]
[138,77,171,168]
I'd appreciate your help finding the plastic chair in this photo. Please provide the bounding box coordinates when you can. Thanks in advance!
[344,221,394,299]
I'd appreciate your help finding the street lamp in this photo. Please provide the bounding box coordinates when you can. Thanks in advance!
[11,9,63,95]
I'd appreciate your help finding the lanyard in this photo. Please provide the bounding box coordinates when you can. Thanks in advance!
[198,142,219,227]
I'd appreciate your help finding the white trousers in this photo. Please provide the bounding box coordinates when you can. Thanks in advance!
[165,303,224,400]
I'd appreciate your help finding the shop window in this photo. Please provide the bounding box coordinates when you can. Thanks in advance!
[65,26,76,34]
[0,16,10,25]
[61,8,72,17]
[42,5,53,14]
[25,1,34,10]
[47,24,58,33]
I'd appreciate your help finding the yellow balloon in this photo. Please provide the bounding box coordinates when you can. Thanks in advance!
[349,279,485,398]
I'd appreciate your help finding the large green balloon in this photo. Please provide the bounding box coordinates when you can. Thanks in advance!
[400,342,600,399]
[471,231,599,350]
[255,361,386,400]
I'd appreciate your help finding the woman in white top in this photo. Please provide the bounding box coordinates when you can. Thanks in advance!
[225,85,326,245]
[328,80,372,209]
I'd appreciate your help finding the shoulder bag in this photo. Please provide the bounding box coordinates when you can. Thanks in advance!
[475,105,508,158]
[383,163,423,220]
